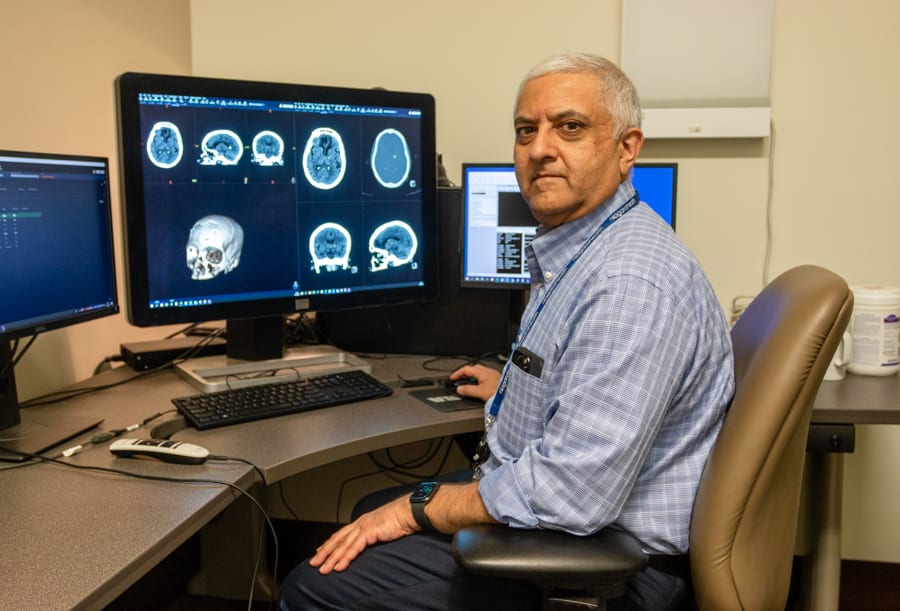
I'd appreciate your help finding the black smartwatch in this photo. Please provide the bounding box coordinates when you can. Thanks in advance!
[409,481,440,532]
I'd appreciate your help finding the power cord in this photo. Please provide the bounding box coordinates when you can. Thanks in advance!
[0,444,278,611]
[333,437,455,522]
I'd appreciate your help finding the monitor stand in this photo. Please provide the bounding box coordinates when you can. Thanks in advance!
[1,341,103,462]
[174,344,372,394]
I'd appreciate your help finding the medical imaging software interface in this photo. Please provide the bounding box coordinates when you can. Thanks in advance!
[0,153,116,336]
[137,91,427,311]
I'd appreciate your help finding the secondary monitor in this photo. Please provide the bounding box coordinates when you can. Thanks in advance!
[0,150,118,459]
[116,72,438,386]
[460,162,678,289]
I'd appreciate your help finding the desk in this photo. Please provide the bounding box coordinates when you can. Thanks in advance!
[5,355,891,610]
[0,353,483,610]
[806,373,900,611]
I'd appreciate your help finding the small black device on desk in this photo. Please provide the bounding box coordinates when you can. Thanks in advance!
[172,369,393,430]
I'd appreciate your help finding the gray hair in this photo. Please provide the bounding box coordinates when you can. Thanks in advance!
[517,53,642,140]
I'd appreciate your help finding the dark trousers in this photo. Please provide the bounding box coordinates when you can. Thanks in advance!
[276,472,688,610]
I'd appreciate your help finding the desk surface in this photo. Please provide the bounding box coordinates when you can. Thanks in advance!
[813,372,900,424]
[0,353,479,610]
[4,355,899,610]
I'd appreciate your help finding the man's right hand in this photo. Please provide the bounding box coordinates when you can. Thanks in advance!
[449,364,501,402]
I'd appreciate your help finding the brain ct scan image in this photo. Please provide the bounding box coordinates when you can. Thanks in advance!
[302,127,346,189]
[369,220,418,272]
[370,128,411,188]
[309,222,352,273]
[199,129,244,166]
[186,214,245,280]
[146,121,184,169]
[251,130,285,166]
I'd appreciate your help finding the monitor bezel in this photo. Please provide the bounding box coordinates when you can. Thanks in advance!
[0,149,120,341]
[115,71,440,328]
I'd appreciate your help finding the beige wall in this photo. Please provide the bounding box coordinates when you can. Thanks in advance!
[1,0,193,398]
[3,0,899,563]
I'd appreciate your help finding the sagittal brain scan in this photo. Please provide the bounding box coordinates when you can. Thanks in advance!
[370,128,412,188]
[146,121,184,169]
[309,222,352,273]
[303,127,346,189]
[251,130,285,166]
[186,214,244,280]
[199,129,244,166]
[369,221,418,271]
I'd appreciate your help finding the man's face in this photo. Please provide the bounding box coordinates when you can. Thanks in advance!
[513,71,639,228]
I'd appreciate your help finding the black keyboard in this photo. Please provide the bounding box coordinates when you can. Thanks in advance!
[172,369,393,430]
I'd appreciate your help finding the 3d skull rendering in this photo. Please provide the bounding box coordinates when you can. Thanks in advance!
[309,222,352,273]
[369,221,417,272]
[186,214,244,280]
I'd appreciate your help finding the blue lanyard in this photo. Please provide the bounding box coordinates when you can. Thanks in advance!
[485,194,639,430]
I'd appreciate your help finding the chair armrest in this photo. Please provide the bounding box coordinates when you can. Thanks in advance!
[452,525,647,587]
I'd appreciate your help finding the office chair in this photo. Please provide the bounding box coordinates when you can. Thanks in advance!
[453,264,853,610]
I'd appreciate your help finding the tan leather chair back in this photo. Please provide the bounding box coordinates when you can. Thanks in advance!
[689,265,853,610]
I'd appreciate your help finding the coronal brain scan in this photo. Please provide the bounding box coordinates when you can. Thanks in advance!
[309,222,352,273]
[186,214,244,280]
[146,121,184,169]
[251,130,285,166]
[302,127,346,189]
[199,129,244,166]
[370,128,412,188]
[369,220,418,272]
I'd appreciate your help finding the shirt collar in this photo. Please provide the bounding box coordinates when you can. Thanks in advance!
[528,180,637,287]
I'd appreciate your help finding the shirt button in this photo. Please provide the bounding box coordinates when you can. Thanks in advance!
[544,271,553,281]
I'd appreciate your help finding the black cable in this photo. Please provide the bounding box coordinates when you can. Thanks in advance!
[21,330,228,408]
[209,455,266,486]
[334,437,455,522]
[277,480,303,522]
[0,445,277,611]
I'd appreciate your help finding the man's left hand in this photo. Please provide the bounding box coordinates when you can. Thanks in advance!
[309,494,418,574]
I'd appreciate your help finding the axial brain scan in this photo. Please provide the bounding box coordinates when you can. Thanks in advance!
[369,220,418,272]
[302,127,346,189]
[199,129,244,165]
[309,222,352,273]
[186,214,244,280]
[370,128,411,188]
[251,130,285,166]
[146,121,184,169]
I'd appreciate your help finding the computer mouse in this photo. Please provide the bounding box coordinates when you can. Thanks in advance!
[441,376,478,391]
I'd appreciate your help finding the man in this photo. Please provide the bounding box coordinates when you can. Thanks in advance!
[277,53,734,611]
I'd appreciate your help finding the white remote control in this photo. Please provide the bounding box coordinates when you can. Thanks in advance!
[109,438,210,464]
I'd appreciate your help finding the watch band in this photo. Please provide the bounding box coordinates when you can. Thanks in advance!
[410,498,437,532]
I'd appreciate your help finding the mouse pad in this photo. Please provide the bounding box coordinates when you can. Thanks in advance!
[409,388,484,412]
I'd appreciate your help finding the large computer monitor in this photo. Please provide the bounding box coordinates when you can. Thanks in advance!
[115,72,438,388]
[460,162,678,289]
[0,150,119,460]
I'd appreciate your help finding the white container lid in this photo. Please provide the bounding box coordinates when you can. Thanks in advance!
[850,284,900,306]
